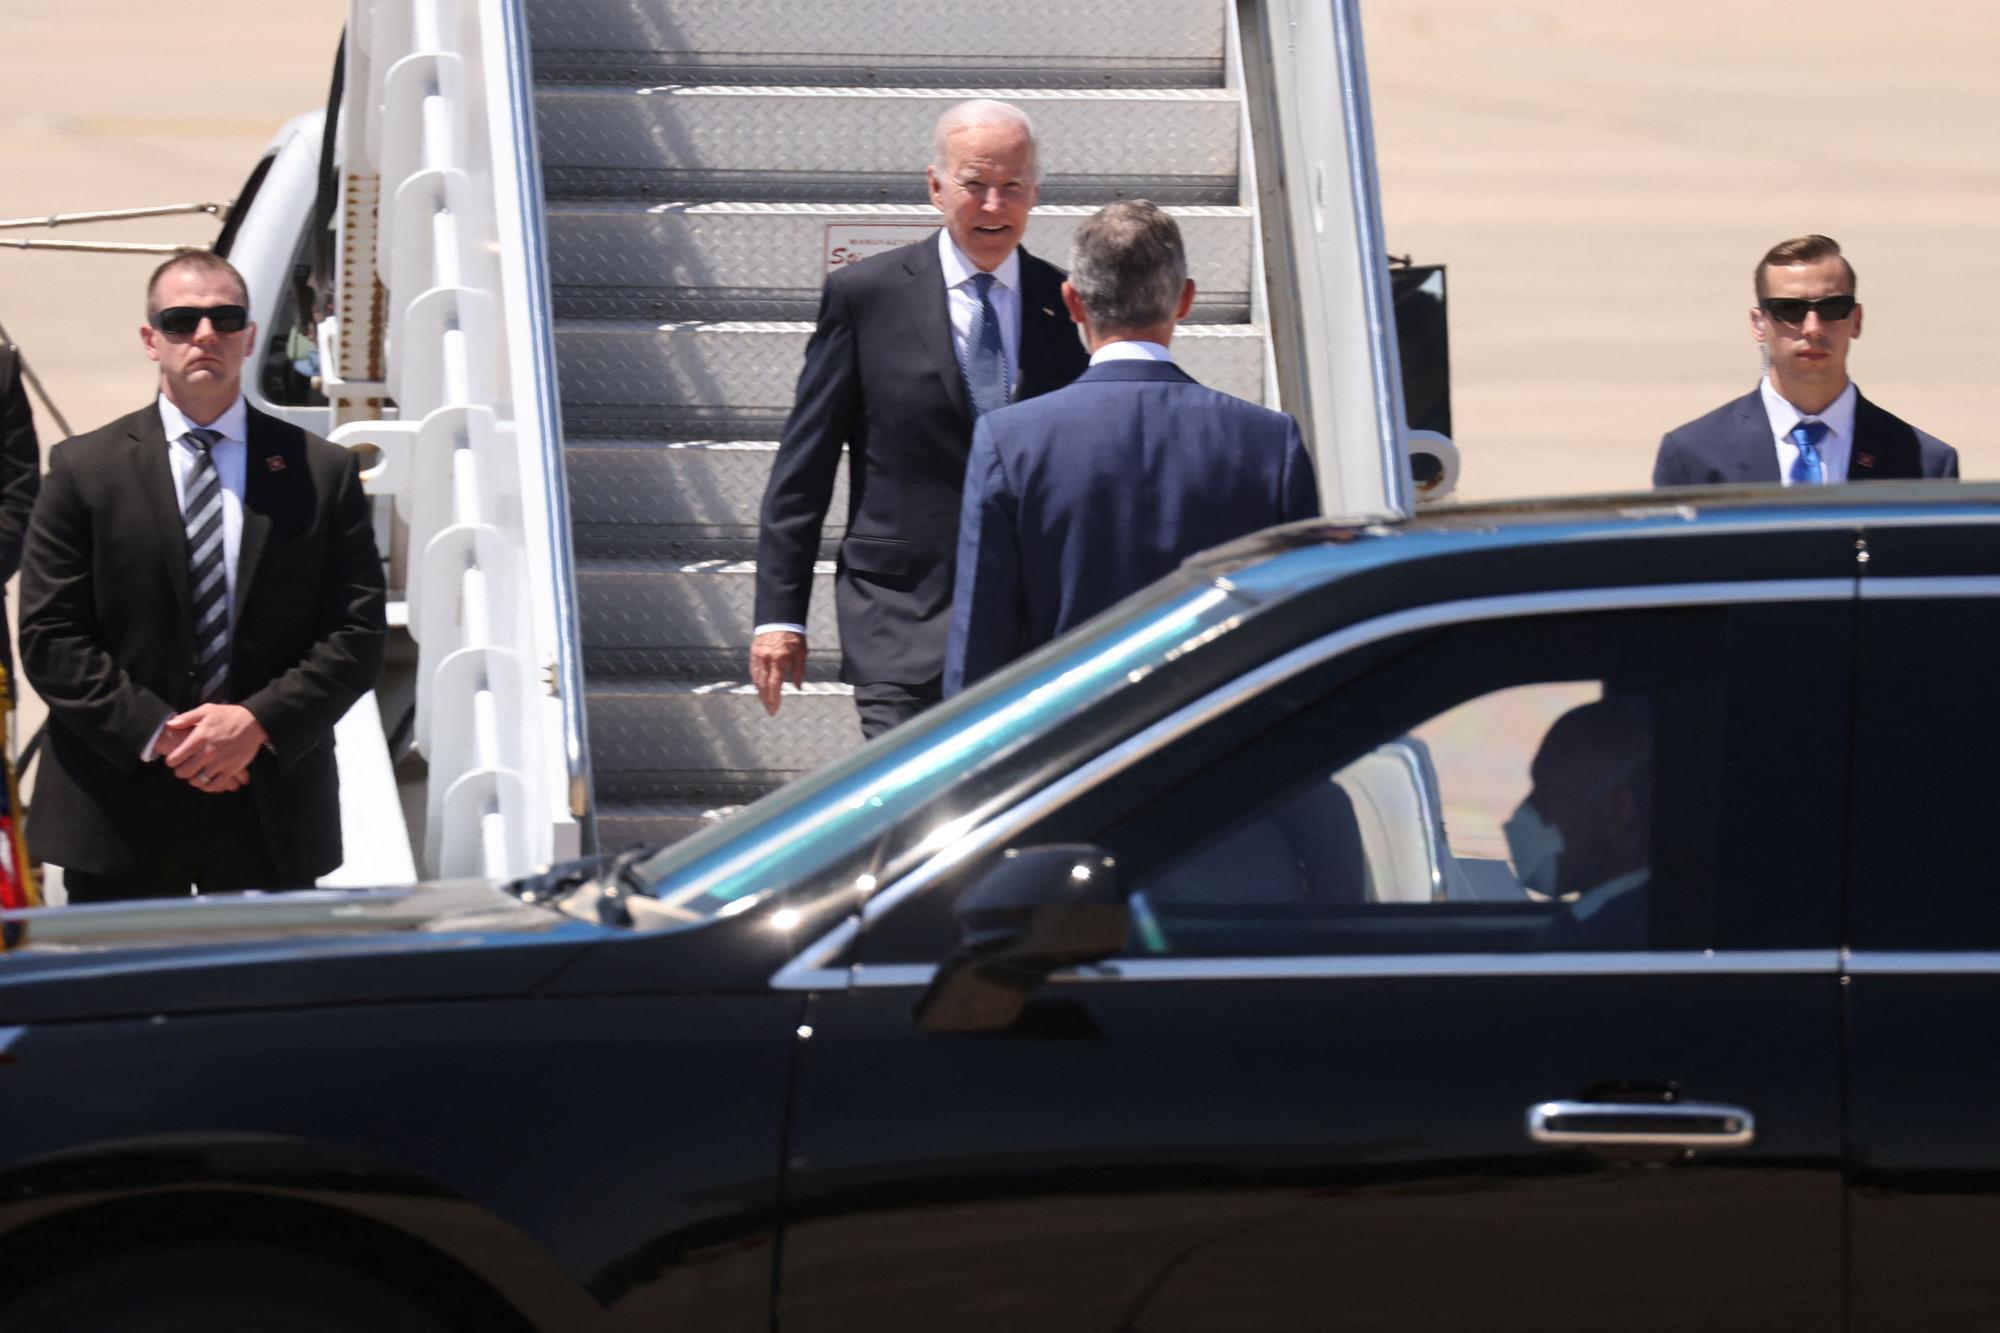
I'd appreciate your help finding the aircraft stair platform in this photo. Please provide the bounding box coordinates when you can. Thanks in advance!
[523,0,1276,849]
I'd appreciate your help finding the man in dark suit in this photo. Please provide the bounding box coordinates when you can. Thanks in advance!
[943,200,1320,695]
[1519,697,1652,951]
[753,99,1089,738]
[19,250,384,901]
[1654,234,1957,487]
[0,339,42,690]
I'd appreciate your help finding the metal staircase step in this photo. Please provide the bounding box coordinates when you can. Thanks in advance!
[533,1,1274,853]
[585,646,843,682]
[549,202,1255,321]
[596,796,772,851]
[587,680,861,786]
[558,320,1272,411]
[566,438,842,556]
[528,0,1224,88]
[578,557,839,655]
[536,86,1241,204]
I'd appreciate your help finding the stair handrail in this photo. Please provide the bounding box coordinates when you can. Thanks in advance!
[494,0,595,835]
[1237,0,1418,520]
[326,0,589,877]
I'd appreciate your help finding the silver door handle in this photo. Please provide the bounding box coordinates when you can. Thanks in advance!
[1527,1099,1755,1148]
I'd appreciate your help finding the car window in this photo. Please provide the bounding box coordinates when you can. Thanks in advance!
[1118,678,1663,957]
[854,601,1850,965]
[1848,596,2000,949]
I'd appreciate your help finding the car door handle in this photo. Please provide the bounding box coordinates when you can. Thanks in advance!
[1527,1099,1755,1148]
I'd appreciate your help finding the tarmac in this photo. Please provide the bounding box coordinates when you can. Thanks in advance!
[0,0,1991,768]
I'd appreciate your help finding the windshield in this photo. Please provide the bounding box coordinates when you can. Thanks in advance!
[629,570,1258,923]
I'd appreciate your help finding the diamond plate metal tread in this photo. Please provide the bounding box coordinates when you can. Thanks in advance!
[527,0,1223,88]
[596,798,762,852]
[548,202,1254,321]
[558,321,1271,410]
[536,56,1224,92]
[587,680,861,781]
[571,524,754,561]
[586,647,844,682]
[557,289,1250,325]
[535,87,1240,205]
[566,437,843,541]
[561,406,791,441]
[578,557,840,653]
[595,775,797,803]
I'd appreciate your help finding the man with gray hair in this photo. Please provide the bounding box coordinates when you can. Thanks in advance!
[943,200,1319,693]
[754,99,1089,737]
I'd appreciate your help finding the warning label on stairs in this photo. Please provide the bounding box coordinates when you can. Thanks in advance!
[825,223,939,273]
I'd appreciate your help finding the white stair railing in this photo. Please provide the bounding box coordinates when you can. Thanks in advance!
[1239,0,1453,518]
[324,0,588,878]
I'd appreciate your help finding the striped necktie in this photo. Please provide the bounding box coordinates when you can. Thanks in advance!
[182,426,230,702]
[963,271,1010,420]
[1789,419,1829,485]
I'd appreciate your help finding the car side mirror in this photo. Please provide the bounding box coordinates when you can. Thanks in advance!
[915,845,1127,1034]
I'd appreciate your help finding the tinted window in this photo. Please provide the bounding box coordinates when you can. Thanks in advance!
[856,601,1850,964]
[1849,597,2000,948]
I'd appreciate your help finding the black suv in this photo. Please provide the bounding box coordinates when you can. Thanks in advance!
[1,484,1994,1332]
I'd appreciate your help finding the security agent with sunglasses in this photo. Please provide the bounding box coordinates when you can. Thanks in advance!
[1653,233,1957,487]
[18,249,385,901]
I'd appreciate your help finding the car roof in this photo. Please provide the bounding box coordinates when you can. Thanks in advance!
[1194,482,2000,605]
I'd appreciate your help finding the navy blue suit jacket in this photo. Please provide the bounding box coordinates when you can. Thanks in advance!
[944,359,1319,694]
[1653,386,1957,487]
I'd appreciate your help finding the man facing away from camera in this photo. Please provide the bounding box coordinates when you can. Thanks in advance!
[944,199,1319,695]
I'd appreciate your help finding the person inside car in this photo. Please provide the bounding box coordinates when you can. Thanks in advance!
[1508,696,1653,949]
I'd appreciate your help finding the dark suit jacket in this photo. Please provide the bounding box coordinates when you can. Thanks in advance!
[944,359,1320,694]
[755,235,1089,686]
[0,345,42,685]
[1653,386,1958,487]
[19,402,385,880]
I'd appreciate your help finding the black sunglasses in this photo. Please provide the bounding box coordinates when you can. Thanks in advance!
[1759,295,1856,324]
[150,304,249,335]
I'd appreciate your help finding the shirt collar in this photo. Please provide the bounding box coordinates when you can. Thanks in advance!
[1759,376,1858,443]
[1089,340,1175,366]
[938,229,1021,295]
[159,392,247,448]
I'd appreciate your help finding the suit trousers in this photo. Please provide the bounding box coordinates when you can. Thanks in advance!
[57,771,283,902]
[852,679,943,740]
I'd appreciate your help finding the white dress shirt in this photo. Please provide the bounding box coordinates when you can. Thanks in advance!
[754,233,1028,641]
[938,229,1024,394]
[1759,376,1857,485]
[147,392,248,758]
[1089,339,1175,366]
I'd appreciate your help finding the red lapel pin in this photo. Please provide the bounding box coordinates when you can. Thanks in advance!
[266,456,288,473]
[1856,453,1875,469]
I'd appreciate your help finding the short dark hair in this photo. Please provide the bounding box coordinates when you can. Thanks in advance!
[1068,200,1187,333]
[1754,234,1856,299]
[1545,694,1654,808]
[145,248,250,318]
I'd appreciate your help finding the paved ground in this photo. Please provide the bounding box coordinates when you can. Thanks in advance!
[0,0,1990,776]
[1362,0,1997,498]
[0,5,348,787]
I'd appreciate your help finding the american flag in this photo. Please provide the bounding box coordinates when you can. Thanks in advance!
[0,666,42,948]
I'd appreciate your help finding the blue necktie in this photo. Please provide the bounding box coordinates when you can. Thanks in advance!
[963,271,1009,420]
[1789,419,1829,486]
